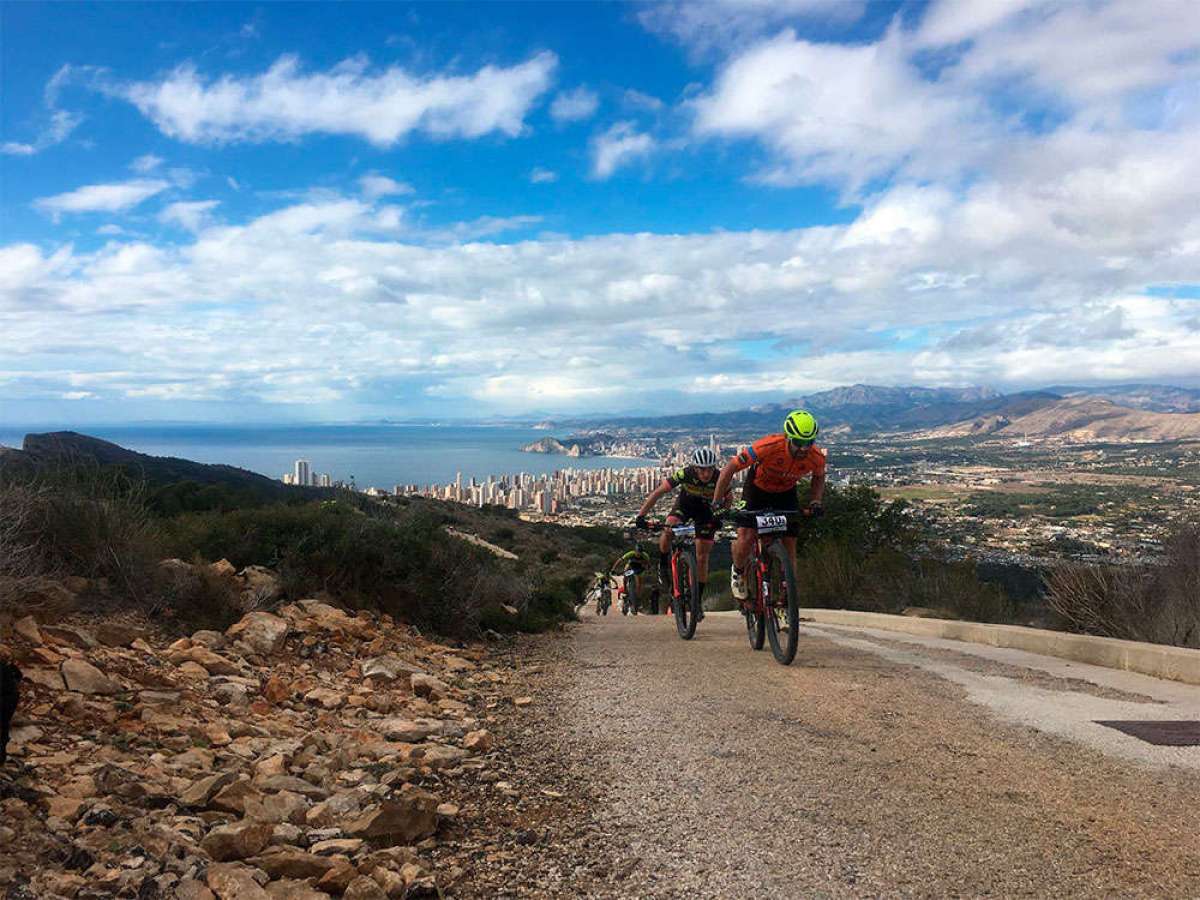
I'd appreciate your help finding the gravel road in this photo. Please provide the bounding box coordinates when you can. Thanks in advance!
[468,610,1200,899]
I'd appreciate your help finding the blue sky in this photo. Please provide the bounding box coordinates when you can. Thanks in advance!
[2,0,1199,424]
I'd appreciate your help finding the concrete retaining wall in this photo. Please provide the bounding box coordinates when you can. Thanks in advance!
[800,608,1200,687]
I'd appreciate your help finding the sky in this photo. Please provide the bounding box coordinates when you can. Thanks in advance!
[2,0,1199,425]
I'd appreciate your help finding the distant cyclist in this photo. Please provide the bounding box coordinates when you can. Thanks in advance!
[712,410,826,600]
[635,446,723,614]
[611,545,652,599]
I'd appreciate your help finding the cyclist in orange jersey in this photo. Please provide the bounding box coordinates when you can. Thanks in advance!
[712,410,826,600]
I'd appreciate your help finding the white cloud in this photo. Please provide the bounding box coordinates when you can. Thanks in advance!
[159,200,219,232]
[623,89,664,112]
[358,173,414,199]
[1,110,82,156]
[3,174,1197,412]
[693,29,982,191]
[33,179,170,217]
[639,0,866,56]
[529,167,558,183]
[117,52,558,145]
[549,86,599,122]
[130,153,164,173]
[590,122,657,178]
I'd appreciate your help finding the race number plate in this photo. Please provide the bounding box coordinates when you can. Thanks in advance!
[755,514,788,534]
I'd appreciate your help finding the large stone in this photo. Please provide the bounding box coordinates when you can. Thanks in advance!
[264,881,327,900]
[344,791,440,843]
[239,566,282,608]
[378,719,441,743]
[210,559,237,578]
[360,655,425,683]
[200,820,274,862]
[411,744,466,771]
[409,674,449,700]
[463,729,494,753]
[180,772,238,808]
[226,612,289,656]
[175,879,217,900]
[211,780,262,815]
[14,616,42,645]
[315,863,359,894]
[60,658,119,695]
[95,622,139,647]
[44,625,98,650]
[186,648,241,677]
[344,876,388,900]
[205,863,271,900]
[248,850,338,880]
[303,687,344,709]
[262,676,291,705]
[244,790,310,825]
[255,775,328,800]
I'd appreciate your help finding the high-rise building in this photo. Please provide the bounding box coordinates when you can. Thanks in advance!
[294,460,311,486]
[319,473,332,488]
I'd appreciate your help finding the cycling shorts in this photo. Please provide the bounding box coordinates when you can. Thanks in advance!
[741,480,801,538]
[668,491,719,540]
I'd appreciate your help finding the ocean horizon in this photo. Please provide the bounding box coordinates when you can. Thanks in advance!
[0,424,656,489]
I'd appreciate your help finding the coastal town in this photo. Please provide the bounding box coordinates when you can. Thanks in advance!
[278,426,1200,570]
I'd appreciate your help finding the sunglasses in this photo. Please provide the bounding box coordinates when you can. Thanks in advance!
[788,438,814,449]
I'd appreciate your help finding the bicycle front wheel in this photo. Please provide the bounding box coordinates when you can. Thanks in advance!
[764,542,800,665]
[674,550,699,640]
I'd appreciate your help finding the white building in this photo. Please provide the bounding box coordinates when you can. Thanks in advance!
[294,460,311,486]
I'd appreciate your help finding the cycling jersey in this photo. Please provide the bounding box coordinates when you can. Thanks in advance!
[667,465,718,500]
[616,550,650,572]
[731,434,826,493]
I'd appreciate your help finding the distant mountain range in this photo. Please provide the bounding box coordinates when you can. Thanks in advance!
[918,397,1200,442]
[570,383,1200,442]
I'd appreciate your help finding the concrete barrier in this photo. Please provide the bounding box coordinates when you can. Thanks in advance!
[799,608,1200,687]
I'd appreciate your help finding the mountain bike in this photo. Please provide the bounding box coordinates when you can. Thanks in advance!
[618,569,641,615]
[638,518,724,640]
[732,508,812,665]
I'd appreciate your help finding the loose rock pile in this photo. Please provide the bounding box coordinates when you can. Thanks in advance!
[0,566,529,899]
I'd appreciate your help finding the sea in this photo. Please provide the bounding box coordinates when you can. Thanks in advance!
[0,424,653,489]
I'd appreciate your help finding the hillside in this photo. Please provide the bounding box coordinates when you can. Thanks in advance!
[1048,383,1200,413]
[921,397,1200,442]
[10,432,292,490]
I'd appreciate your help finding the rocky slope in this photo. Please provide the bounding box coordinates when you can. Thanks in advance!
[0,566,547,899]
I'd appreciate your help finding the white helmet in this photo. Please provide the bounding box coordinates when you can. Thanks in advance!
[690,447,720,467]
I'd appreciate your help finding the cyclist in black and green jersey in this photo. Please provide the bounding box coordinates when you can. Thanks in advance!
[636,447,723,611]
[611,546,652,602]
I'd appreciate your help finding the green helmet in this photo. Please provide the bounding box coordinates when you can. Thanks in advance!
[783,409,819,443]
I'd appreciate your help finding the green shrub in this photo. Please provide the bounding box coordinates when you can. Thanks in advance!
[0,465,163,601]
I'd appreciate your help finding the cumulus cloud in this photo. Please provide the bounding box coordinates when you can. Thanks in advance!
[159,200,219,232]
[590,122,657,178]
[115,52,558,145]
[2,172,1198,412]
[549,86,599,122]
[130,153,164,173]
[358,173,413,199]
[692,29,984,191]
[33,179,170,217]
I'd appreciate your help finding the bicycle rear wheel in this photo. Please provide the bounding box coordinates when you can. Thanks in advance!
[674,550,699,640]
[764,542,800,665]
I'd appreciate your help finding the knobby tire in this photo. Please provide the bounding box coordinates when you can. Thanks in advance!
[764,541,800,665]
[674,550,699,640]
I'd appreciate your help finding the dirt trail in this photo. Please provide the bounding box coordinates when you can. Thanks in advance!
[473,610,1200,898]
